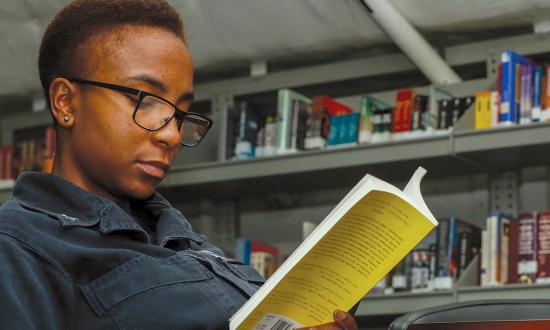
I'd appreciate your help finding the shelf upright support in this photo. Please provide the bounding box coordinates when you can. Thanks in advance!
[211,91,235,162]
[196,199,240,255]
[489,171,520,216]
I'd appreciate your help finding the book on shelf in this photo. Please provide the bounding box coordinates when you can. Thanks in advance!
[537,211,550,283]
[532,65,543,122]
[500,50,526,124]
[235,239,280,279]
[481,211,513,286]
[233,101,259,160]
[276,89,311,154]
[517,212,537,284]
[520,58,534,124]
[229,167,438,329]
[393,89,415,133]
[434,217,481,290]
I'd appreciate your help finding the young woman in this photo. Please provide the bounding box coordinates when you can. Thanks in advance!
[0,0,358,329]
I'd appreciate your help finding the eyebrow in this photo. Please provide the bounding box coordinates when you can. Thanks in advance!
[122,74,194,104]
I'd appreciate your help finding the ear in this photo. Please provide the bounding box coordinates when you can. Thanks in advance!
[49,77,77,128]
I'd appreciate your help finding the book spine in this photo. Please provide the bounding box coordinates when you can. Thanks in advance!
[508,219,519,284]
[326,115,341,146]
[0,146,4,179]
[532,65,543,122]
[544,66,550,121]
[537,212,550,282]
[347,113,359,144]
[475,92,491,129]
[517,212,537,284]
[276,90,292,153]
[4,145,14,180]
[490,91,500,128]
[358,97,374,144]
[520,59,533,124]
[437,99,449,129]
[500,218,511,284]
[337,113,349,145]
[500,50,522,124]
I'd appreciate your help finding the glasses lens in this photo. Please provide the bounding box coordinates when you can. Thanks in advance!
[180,114,211,146]
[134,95,174,130]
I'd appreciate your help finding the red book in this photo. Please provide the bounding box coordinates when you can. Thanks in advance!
[537,211,550,282]
[394,90,415,132]
[507,218,519,284]
[251,240,279,256]
[3,145,14,180]
[312,96,353,140]
[517,212,537,284]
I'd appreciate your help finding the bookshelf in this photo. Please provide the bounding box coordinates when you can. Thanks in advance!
[160,122,550,202]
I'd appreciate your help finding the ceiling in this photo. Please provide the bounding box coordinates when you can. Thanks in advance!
[1,0,550,98]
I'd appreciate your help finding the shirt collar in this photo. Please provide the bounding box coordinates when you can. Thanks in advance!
[12,172,205,247]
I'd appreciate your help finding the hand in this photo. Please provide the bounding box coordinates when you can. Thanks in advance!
[295,310,358,330]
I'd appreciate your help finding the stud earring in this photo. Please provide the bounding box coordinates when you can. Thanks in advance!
[63,115,70,122]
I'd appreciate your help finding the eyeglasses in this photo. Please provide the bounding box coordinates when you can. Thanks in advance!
[68,78,213,147]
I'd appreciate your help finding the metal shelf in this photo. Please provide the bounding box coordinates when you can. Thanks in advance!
[160,122,550,202]
[357,290,454,316]
[355,283,550,317]
[3,123,550,204]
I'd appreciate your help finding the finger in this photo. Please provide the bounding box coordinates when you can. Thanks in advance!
[333,309,358,330]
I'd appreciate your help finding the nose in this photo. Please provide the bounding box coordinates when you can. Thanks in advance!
[151,116,181,150]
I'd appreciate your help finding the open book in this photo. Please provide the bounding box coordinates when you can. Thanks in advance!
[229,167,438,330]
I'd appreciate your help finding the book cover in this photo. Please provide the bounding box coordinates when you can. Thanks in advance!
[500,50,525,124]
[517,212,537,284]
[537,211,550,282]
[229,167,437,329]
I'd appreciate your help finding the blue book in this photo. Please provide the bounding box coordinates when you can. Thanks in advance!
[327,115,341,146]
[346,113,360,144]
[234,238,251,265]
[533,65,543,122]
[500,50,526,124]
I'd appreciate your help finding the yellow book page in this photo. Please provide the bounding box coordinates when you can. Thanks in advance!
[238,190,436,329]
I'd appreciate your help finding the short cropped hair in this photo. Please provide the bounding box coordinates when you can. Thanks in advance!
[38,0,185,108]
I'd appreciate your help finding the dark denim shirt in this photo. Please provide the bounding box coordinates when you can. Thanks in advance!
[0,172,264,329]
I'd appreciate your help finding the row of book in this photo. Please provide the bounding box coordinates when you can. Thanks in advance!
[0,125,55,182]
[228,89,472,160]
[234,238,282,279]
[369,217,481,294]
[481,210,550,286]
[474,50,550,129]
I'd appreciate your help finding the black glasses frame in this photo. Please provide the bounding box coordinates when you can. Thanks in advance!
[68,78,213,147]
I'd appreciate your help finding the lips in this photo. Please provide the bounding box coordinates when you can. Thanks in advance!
[137,160,169,179]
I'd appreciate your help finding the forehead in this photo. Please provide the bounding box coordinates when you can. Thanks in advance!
[78,25,193,89]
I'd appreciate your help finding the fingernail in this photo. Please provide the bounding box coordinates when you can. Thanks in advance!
[334,309,346,320]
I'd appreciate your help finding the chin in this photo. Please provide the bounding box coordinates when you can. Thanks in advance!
[123,183,157,201]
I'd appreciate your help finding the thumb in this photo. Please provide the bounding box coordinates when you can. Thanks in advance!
[333,310,358,330]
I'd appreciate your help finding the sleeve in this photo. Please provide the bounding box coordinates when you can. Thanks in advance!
[0,233,75,330]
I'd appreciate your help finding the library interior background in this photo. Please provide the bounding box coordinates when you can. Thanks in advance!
[4,0,550,329]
